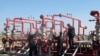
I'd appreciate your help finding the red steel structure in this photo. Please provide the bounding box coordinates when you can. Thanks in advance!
[3,16,69,52]
[6,18,41,33]
[40,15,67,33]
[3,18,42,50]
[52,14,87,35]
[2,13,95,56]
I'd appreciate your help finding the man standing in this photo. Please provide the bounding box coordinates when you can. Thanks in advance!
[28,32,38,56]
[53,31,63,56]
[67,24,75,47]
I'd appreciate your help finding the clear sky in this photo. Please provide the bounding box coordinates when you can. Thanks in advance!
[0,0,100,34]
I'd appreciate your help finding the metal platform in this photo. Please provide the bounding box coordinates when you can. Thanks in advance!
[74,40,92,44]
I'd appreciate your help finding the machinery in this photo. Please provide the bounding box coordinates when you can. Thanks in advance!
[1,11,100,56]
[90,10,100,56]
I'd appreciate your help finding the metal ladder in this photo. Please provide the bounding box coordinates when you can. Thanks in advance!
[17,43,29,54]
[62,43,81,56]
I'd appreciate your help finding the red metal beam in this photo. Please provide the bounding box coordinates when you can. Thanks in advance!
[6,17,41,33]
[40,15,67,32]
[52,14,87,35]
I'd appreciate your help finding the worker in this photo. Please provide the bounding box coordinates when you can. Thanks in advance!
[67,24,75,47]
[52,30,63,56]
[90,31,96,38]
[27,32,38,56]
[28,31,42,56]
[27,32,34,56]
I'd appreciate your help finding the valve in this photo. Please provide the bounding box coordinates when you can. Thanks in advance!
[90,10,100,23]
[9,38,13,45]
[44,39,48,43]
[90,10,99,17]
[2,38,7,44]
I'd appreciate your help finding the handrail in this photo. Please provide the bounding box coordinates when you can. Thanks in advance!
[62,44,70,56]
[17,43,28,53]
[24,48,29,54]
[72,43,81,56]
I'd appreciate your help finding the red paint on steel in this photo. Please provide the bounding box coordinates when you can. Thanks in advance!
[52,14,87,35]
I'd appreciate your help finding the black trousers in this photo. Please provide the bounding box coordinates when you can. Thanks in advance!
[69,37,74,47]
[29,45,38,56]
[57,43,63,56]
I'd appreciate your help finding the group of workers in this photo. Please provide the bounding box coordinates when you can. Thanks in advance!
[3,23,75,56]
[27,24,75,56]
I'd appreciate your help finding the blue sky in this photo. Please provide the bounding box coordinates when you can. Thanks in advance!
[0,0,100,34]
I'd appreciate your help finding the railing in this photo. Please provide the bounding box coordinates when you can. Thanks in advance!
[72,43,81,56]
[62,44,70,56]
[17,43,28,54]
[24,48,29,54]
